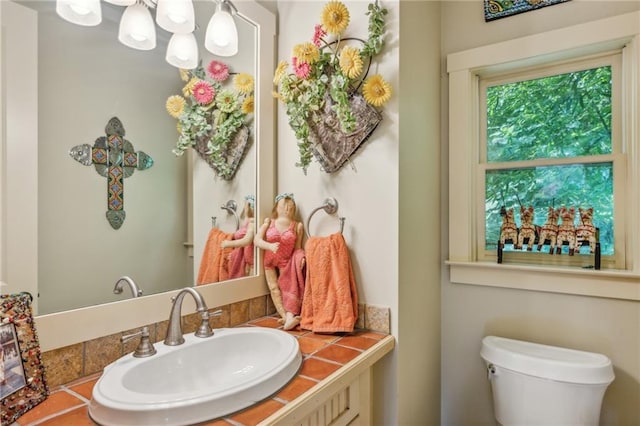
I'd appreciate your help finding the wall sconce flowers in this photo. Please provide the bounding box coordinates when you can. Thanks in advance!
[273,0,391,174]
[166,60,254,180]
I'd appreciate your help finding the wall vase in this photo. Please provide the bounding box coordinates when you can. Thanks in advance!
[307,92,382,173]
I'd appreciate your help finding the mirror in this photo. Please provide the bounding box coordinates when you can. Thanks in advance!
[0,0,263,316]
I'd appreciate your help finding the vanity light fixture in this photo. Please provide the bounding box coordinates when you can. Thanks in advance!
[56,0,239,68]
[205,0,238,57]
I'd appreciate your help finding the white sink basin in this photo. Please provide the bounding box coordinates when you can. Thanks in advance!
[89,327,302,426]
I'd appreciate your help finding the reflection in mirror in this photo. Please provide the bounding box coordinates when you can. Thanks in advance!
[0,0,257,315]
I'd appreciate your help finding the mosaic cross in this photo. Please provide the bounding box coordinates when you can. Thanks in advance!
[69,117,153,230]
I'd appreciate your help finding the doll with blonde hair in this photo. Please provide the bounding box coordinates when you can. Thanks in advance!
[254,193,305,330]
[221,195,256,278]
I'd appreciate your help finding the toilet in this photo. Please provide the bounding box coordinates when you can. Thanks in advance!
[480,336,615,426]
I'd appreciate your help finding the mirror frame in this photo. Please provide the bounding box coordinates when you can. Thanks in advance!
[0,0,276,352]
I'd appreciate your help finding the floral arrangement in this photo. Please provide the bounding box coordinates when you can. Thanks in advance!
[273,0,391,173]
[165,61,254,179]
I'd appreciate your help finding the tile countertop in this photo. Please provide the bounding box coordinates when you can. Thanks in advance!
[12,316,393,426]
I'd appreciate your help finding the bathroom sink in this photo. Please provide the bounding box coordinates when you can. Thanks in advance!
[89,327,302,426]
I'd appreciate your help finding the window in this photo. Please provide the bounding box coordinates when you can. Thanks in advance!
[447,12,640,300]
[478,55,623,269]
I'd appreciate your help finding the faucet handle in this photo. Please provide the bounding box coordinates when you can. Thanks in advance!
[122,326,157,358]
[195,310,215,338]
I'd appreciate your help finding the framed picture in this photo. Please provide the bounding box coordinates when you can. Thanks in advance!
[0,292,48,424]
[484,0,571,22]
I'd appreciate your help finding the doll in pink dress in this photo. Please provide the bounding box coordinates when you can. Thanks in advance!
[221,195,255,279]
[254,193,305,330]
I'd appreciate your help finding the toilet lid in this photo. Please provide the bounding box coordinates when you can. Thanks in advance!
[480,336,615,384]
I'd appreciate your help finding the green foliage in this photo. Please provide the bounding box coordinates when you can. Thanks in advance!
[485,65,615,255]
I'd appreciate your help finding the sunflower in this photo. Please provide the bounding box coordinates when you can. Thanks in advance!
[321,1,350,36]
[182,77,199,97]
[293,42,320,65]
[242,96,254,114]
[179,68,190,82]
[273,61,289,85]
[166,95,186,118]
[339,46,363,79]
[362,74,392,107]
[234,73,254,94]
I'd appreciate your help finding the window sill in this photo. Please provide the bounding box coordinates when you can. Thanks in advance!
[446,260,640,301]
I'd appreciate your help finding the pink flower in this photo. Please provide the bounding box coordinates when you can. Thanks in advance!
[292,57,311,79]
[207,60,229,82]
[312,24,326,47]
[192,81,215,105]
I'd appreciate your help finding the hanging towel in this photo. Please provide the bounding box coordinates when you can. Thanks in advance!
[300,232,358,333]
[197,228,233,285]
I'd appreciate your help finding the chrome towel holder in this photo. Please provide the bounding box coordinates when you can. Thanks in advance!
[211,200,240,231]
[305,197,346,238]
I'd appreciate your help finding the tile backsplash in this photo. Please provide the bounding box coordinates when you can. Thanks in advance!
[41,296,390,388]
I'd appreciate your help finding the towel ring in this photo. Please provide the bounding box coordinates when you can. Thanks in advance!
[212,200,240,231]
[305,197,346,238]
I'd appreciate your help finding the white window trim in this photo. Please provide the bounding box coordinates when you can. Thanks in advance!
[447,12,640,301]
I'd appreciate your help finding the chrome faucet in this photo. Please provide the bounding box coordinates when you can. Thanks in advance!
[113,276,143,297]
[164,287,215,346]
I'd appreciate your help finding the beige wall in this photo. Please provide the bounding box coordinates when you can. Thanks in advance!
[441,1,640,425]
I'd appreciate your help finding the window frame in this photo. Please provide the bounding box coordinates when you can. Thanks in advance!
[446,12,640,301]
[477,54,624,269]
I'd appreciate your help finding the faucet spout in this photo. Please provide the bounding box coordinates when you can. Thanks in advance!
[113,276,143,297]
[164,287,213,346]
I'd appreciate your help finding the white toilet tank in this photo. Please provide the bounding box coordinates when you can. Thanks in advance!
[481,336,615,426]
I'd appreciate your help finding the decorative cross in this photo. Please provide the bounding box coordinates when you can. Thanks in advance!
[69,117,153,229]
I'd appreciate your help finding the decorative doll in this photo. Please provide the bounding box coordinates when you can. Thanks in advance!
[499,207,518,248]
[254,193,306,330]
[221,195,256,278]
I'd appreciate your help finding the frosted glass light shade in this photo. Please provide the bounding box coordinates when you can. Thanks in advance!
[204,3,238,57]
[166,33,198,69]
[118,3,156,51]
[156,0,195,34]
[56,0,102,26]
[104,0,136,6]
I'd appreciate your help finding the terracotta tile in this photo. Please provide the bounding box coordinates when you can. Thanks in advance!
[305,332,341,343]
[354,330,387,340]
[336,335,378,351]
[249,317,281,329]
[229,399,284,425]
[15,390,84,425]
[297,336,328,355]
[230,300,250,326]
[276,376,317,402]
[41,344,83,388]
[314,344,361,365]
[197,419,234,425]
[299,358,341,381]
[37,406,96,425]
[69,377,98,401]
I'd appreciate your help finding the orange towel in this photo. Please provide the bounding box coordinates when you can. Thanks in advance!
[197,228,233,285]
[300,233,358,333]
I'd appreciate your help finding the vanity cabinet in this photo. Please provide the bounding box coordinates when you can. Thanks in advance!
[263,335,394,426]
